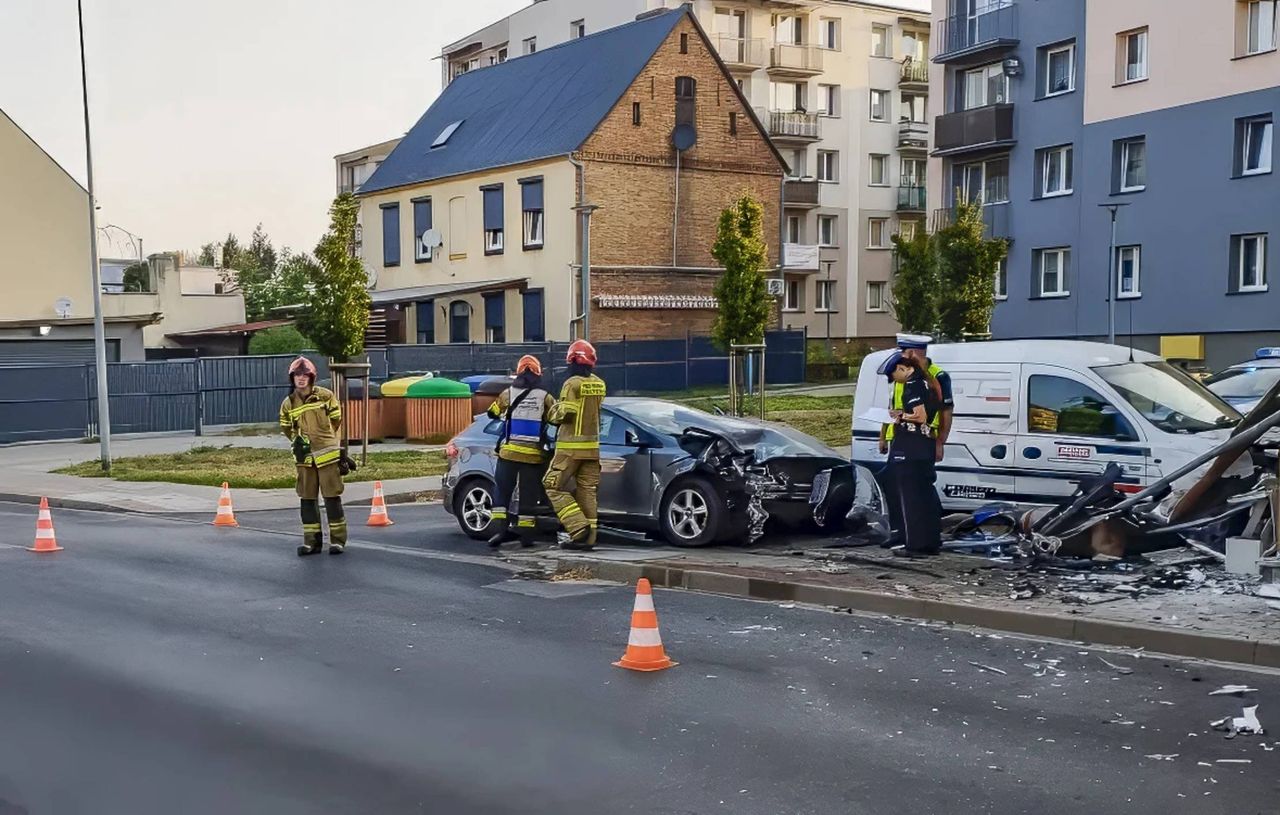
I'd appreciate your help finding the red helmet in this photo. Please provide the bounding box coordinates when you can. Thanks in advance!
[516,355,543,376]
[566,340,597,367]
[288,356,318,381]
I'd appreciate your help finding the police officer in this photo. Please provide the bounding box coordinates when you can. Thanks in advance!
[486,355,556,549]
[279,357,348,556]
[543,340,605,551]
[882,352,941,557]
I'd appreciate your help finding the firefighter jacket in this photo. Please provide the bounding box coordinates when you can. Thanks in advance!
[280,386,343,468]
[487,386,556,464]
[547,374,605,460]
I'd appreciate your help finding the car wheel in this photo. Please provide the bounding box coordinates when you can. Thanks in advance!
[453,478,495,540]
[660,478,724,547]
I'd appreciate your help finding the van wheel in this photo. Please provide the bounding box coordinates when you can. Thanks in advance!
[660,478,724,547]
[453,478,495,540]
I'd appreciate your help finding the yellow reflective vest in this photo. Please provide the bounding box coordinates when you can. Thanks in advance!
[280,386,343,467]
[548,374,605,460]
[886,363,944,442]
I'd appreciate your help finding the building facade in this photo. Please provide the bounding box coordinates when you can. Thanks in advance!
[928,0,1279,370]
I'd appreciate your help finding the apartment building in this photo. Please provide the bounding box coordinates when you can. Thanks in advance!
[358,7,785,344]
[440,0,932,346]
[928,0,1279,369]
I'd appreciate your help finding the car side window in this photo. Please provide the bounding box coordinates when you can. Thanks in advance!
[600,411,639,446]
[1027,375,1135,440]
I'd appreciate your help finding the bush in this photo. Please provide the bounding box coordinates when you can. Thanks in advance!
[249,325,312,356]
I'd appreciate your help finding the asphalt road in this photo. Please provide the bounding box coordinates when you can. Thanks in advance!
[0,501,1276,814]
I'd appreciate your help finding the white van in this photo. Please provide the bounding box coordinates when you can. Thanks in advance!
[852,341,1243,510]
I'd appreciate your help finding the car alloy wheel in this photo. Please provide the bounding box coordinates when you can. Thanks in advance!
[461,485,493,533]
[667,488,709,540]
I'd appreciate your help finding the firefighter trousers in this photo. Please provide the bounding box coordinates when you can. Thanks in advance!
[542,453,600,541]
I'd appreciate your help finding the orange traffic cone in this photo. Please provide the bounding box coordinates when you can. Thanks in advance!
[28,498,63,553]
[213,482,239,527]
[367,481,394,527]
[613,578,676,672]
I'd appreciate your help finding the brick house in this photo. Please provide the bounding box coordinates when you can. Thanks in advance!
[357,6,785,344]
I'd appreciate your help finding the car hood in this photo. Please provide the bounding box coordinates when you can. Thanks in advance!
[675,414,848,463]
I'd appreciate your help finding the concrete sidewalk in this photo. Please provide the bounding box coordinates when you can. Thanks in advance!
[0,434,442,514]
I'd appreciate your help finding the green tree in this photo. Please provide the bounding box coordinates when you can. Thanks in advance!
[889,228,938,334]
[121,262,151,293]
[710,194,771,350]
[934,199,1008,340]
[248,325,312,356]
[196,242,218,267]
[297,193,370,361]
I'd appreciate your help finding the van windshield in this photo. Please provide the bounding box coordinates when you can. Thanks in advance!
[1093,362,1241,434]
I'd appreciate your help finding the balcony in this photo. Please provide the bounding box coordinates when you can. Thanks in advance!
[897,186,927,213]
[899,58,929,89]
[933,104,1015,156]
[711,34,765,71]
[932,202,1011,241]
[898,120,929,152]
[934,3,1019,64]
[784,178,820,209]
[768,110,821,143]
[768,43,824,76]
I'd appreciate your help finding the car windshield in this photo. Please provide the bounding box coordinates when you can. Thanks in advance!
[1093,361,1241,434]
[618,400,838,460]
[1205,366,1280,401]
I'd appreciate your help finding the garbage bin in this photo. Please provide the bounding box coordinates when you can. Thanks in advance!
[405,377,474,442]
[472,375,514,416]
[341,379,384,442]
[380,375,427,439]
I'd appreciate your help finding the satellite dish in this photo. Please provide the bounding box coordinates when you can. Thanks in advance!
[54,297,73,319]
[671,124,697,152]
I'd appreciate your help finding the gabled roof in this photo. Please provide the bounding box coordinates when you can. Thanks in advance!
[360,8,687,195]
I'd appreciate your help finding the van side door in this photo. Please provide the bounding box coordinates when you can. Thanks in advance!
[1015,365,1147,504]
[936,364,1021,508]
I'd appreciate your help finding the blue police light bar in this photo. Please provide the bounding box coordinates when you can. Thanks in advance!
[1255,347,1280,359]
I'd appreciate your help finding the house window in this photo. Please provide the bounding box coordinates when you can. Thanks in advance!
[901,157,926,187]
[1239,115,1274,176]
[482,185,504,255]
[432,120,464,149]
[412,197,433,263]
[790,148,807,178]
[816,279,836,311]
[869,154,889,186]
[898,220,919,241]
[1117,245,1141,298]
[449,301,470,343]
[868,218,889,249]
[962,63,1009,110]
[520,177,544,250]
[902,30,928,62]
[1116,137,1147,192]
[1233,233,1269,292]
[380,203,400,267]
[819,84,839,116]
[1118,28,1148,83]
[675,76,697,99]
[1042,42,1075,97]
[448,196,467,260]
[1040,144,1074,197]
[571,19,586,39]
[817,150,838,182]
[675,76,697,129]
[818,215,837,247]
[498,48,508,63]
[995,257,1008,300]
[680,32,689,53]
[1244,1,1278,55]
[774,14,804,45]
[1027,376,1129,439]
[901,93,926,123]
[1035,248,1071,297]
[522,37,537,55]
[871,23,890,57]
[632,102,642,126]
[786,215,802,243]
[866,281,887,313]
[770,80,806,112]
[819,18,840,50]
[523,289,545,342]
[483,292,506,343]
[415,299,435,344]
[729,111,738,135]
[869,89,890,122]
[784,278,802,311]
[952,156,1009,204]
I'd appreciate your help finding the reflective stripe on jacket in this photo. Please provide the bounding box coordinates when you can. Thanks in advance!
[280,386,343,467]
[886,363,943,441]
[548,374,605,460]
[487,386,556,464]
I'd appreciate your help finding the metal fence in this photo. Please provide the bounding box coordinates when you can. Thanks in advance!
[0,332,805,444]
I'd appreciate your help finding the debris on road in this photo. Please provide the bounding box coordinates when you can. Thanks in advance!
[1099,657,1134,675]
[1209,685,1259,696]
[1210,705,1265,737]
[1143,754,1179,761]
[969,661,1008,676]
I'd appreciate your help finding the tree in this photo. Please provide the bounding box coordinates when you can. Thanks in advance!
[196,242,218,267]
[710,194,771,351]
[248,325,312,356]
[297,193,370,361]
[934,199,1008,340]
[121,262,151,293]
[889,229,938,334]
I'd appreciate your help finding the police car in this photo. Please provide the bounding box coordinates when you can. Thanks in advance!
[1204,348,1280,415]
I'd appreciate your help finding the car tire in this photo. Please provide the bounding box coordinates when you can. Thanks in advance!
[660,477,724,547]
[453,477,496,541]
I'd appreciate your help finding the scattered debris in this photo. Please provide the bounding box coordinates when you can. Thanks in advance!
[1215,759,1252,765]
[1210,705,1265,737]
[1143,754,1179,761]
[1209,685,1259,697]
[968,661,1008,676]
[1099,657,1135,675]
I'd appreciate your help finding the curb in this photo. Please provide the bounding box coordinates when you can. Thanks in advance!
[0,493,129,514]
[0,489,441,514]
[556,557,1280,669]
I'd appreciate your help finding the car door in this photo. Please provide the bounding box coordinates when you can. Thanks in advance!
[936,364,1021,509]
[596,409,654,520]
[1015,365,1148,504]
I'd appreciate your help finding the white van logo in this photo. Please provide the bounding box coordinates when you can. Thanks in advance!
[1057,445,1092,460]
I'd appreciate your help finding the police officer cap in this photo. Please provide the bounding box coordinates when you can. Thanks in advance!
[896,333,933,351]
[877,350,906,377]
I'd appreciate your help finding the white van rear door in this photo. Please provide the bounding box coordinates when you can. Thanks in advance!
[937,365,1020,507]
[1015,364,1148,504]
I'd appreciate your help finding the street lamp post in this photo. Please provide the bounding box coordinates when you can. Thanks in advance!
[1098,202,1130,346]
[822,259,834,348]
[79,0,111,471]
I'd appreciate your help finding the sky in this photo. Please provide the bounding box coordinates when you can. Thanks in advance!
[1,0,528,259]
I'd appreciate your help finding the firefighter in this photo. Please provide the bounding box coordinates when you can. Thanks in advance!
[279,357,348,557]
[543,340,605,551]
[486,355,556,549]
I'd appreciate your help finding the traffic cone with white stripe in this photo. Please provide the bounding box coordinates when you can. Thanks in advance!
[613,578,676,672]
[213,482,239,527]
[29,498,63,553]
[367,481,394,527]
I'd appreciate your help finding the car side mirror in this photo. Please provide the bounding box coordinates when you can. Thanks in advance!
[624,429,644,447]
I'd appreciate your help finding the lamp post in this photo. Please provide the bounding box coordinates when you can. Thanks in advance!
[79,0,111,471]
[822,259,834,349]
[1098,203,1130,346]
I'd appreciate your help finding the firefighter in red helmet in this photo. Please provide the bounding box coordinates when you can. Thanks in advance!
[279,356,348,556]
[543,340,605,550]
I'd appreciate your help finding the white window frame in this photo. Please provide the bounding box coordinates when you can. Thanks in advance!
[995,257,1008,300]
[815,279,836,312]
[820,18,841,50]
[1044,42,1075,97]
[1120,28,1148,84]
[784,278,801,311]
[868,217,890,249]
[1247,1,1278,55]
[1243,117,1274,176]
[522,209,544,249]
[869,89,890,122]
[817,150,839,183]
[570,19,586,39]
[869,154,889,186]
[485,228,505,253]
[1116,245,1141,299]
[790,148,807,178]
[522,36,537,55]
[962,63,1009,110]
[866,281,887,313]
[898,220,919,241]
[819,84,840,117]
[1120,138,1146,192]
[786,215,802,243]
[1238,234,1269,292]
[1041,145,1073,197]
[818,214,837,247]
[1039,248,1070,297]
[871,23,890,57]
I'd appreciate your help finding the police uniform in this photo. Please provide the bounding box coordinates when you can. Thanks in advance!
[887,368,942,554]
[543,372,606,547]
[487,381,556,544]
[280,384,347,555]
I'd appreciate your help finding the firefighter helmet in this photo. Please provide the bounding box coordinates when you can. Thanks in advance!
[565,340,597,367]
[288,356,318,382]
[516,355,543,376]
